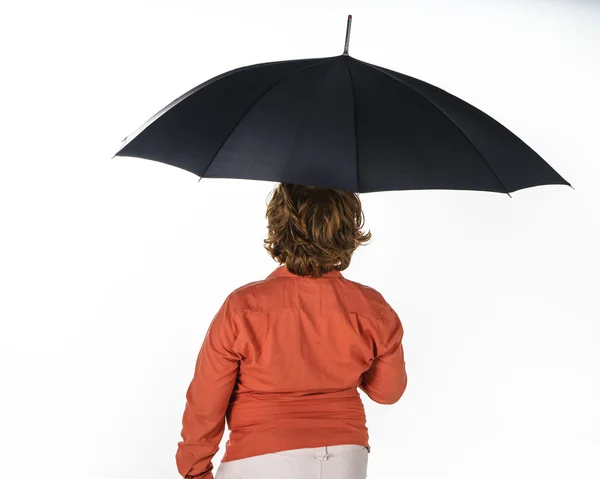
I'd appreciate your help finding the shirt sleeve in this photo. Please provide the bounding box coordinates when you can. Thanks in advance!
[358,301,408,405]
[176,295,242,479]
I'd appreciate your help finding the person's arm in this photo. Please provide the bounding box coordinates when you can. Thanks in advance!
[175,295,241,479]
[358,302,407,405]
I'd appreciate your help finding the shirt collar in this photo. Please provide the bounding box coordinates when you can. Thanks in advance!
[267,264,344,280]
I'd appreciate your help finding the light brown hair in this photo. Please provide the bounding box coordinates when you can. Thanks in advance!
[263,182,372,278]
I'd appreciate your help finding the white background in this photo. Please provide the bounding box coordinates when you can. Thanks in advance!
[1,0,599,478]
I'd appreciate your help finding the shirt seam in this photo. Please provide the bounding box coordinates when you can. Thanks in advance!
[231,310,245,355]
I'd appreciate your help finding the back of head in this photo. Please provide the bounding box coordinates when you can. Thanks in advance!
[264,182,372,278]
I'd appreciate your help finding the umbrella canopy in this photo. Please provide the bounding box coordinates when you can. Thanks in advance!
[113,15,571,196]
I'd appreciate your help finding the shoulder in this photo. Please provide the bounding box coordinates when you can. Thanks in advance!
[224,278,273,310]
[229,280,266,297]
[342,279,399,333]
[343,278,391,309]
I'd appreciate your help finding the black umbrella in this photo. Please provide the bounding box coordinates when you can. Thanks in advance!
[113,15,571,196]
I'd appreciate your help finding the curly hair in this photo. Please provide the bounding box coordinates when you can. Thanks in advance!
[263,182,372,278]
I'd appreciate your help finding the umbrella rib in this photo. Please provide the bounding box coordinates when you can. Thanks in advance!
[201,57,337,179]
[346,60,360,193]
[354,58,512,197]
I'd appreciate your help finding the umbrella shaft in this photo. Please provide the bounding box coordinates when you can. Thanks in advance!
[344,15,352,55]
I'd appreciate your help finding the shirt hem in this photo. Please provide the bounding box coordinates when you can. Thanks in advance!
[222,432,370,462]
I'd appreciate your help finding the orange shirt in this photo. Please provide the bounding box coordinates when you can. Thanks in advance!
[176,265,408,479]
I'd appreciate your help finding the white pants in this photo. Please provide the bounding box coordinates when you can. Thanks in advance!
[215,444,369,479]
